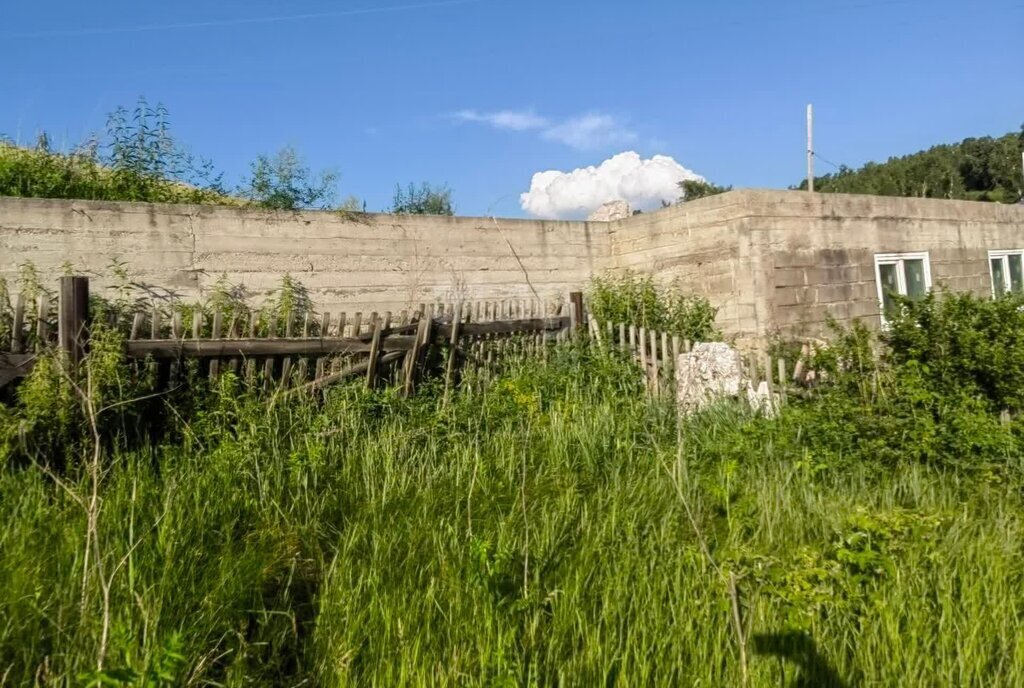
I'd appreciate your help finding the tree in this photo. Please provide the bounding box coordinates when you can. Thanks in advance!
[679,179,732,202]
[238,146,337,210]
[793,126,1024,203]
[390,182,454,215]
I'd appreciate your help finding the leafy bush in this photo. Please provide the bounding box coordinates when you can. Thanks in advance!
[587,269,719,341]
[883,290,1024,414]
[390,182,454,215]
[238,146,337,210]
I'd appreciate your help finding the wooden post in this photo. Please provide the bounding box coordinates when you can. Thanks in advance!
[649,329,660,395]
[569,291,584,337]
[365,317,383,388]
[403,316,430,397]
[777,358,788,406]
[209,311,223,379]
[443,301,464,405]
[58,276,89,368]
[11,293,25,354]
[638,326,648,386]
[35,294,50,348]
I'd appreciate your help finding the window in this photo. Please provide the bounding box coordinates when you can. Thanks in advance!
[988,250,1024,296]
[874,252,932,324]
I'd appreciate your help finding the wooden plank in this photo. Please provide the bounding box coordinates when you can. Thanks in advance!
[569,292,584,337]
[365,316,383,388]
[58,276,89,368]
[246,312,258,384]
[226,314,241,375]
[34,294,49,350]
[295,311,313,381]
[777,358,788,406]
[191,308,205,379]
[402,317,429,397]
[209,311,224,379]
[126,334,422,359]
[638,327,648,385]
[435,317,569,339]
[0,353,36,388]
[316,311,331,380]
[280,311,296,386]
[649,330,660,395]
[130,312,144,341]
[11,293,25,354]
[351,312,363,337]
[263,315,278,388]
[171,311,183,339]
[336,312,347,338]
[628,324,637,354]
[618,323,626,349]
[443,301,464,404]
[300,350,405,394]
[661,331,670,377]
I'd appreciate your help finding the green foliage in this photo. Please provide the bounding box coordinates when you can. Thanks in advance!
[238,146,337,210]
[587,269,719,341]
[679,178,732,201]
[795,126,1024,203]
[2,277,1024,685]
[0,97,228,204]
[390,181,454,215]
[883,290,1024,413]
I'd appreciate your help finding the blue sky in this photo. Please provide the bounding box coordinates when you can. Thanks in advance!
[1,0,1021,218]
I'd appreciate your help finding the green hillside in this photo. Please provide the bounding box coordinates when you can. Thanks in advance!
[795,127,1024,203]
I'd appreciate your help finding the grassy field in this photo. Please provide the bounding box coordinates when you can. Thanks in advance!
[1,315,1023,686]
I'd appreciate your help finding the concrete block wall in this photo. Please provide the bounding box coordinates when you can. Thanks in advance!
[0,197,611,314]
[608,193,752,335]
[2,190,1023,342]
[746,191,1024,338]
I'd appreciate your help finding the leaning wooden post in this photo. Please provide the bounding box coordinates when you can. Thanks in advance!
[442,301,464,406]
[365,317,383,389]
[58,276,89,369]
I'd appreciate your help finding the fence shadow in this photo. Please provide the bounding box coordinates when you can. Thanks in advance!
[752,631,849,688]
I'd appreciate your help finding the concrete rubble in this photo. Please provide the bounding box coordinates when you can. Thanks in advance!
[586,200,632,222]
[676,342,777,417]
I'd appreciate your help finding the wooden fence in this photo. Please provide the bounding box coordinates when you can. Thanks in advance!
[0,276,580,395]
[586,316,813,406]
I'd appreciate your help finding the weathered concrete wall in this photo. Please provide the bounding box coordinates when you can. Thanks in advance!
[608,194,751,334]
[3,191,1023,341]
[0,197,611,314]
[744,192,1024,338]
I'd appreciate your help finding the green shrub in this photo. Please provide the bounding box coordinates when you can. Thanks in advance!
[587,269,719,341]
[884,290,1024,414]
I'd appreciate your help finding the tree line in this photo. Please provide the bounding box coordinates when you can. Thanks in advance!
[0,98,454,215]
[794,126,1024,203]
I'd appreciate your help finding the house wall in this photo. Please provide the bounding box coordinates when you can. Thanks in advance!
[744,192,1024,338]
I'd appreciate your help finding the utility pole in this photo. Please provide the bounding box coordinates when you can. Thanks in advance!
[806,104,814,192]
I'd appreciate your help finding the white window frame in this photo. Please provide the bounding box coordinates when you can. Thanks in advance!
[874,251,932,326]
[987,249,1024,297]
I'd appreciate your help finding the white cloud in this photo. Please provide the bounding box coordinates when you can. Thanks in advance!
[453,109,548,131]
[519,151,704,219]
[453,109,636,150]
[540,113,636,151]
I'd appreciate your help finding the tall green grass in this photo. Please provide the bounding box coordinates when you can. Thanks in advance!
[1,336,1022,686]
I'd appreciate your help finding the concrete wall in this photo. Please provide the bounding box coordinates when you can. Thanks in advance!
[0,197,611,314]
[744,192,1024,338]
[3,191,1023,342]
